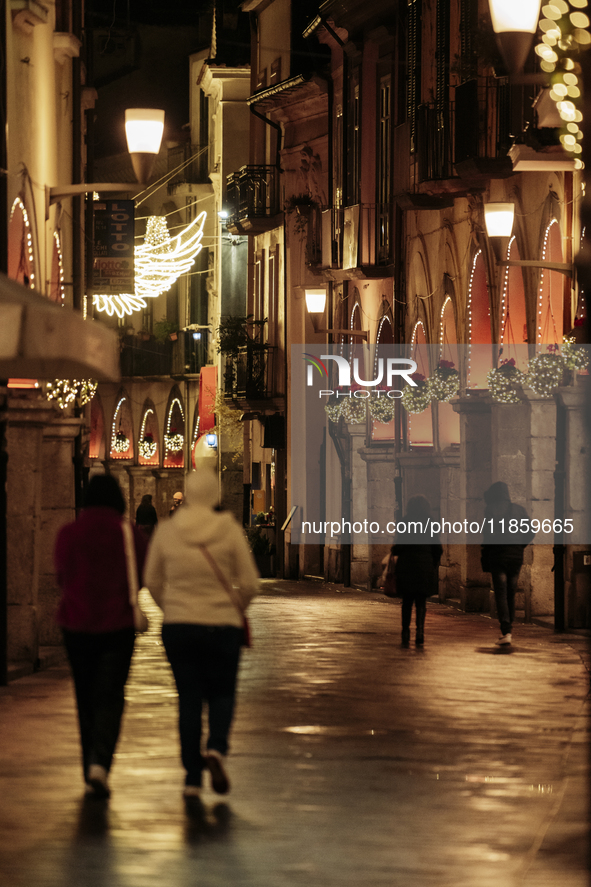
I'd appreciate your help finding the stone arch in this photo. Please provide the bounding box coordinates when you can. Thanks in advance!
[109,389,134,461]
[407,245,433,338]
[8,196,36,288]
[537,217,564,344]
[138,399,160,467]
[163,386,186,469]
[49,229,65,305]
[500,235,528,368]
[408,319,433,448]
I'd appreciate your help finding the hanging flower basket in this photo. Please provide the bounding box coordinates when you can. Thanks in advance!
[139,434,157,459]
[369,392,397,423]
[164,432,184,452]
[428,360,459,402]
[526,348,566,397]
[112,430,130,453]
[487,359,527,404]
[561,336,589,372]
[401,374,431,414]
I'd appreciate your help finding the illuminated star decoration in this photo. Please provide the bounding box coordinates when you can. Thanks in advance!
[93,211,207,318]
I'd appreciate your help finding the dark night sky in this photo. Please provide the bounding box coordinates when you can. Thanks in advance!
[87,0,213,28]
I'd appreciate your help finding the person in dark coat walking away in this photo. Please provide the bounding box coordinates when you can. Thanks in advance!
[392,495,442,647]
[135,493,158,537]
[481,481,535,646]
[55,474,148,798]
[144,466,259,802]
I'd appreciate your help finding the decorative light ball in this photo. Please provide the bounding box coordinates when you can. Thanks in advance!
[325,401,343,423]
[164,432,184,452]
[339,398,367,425]
[487,360,527,403]
[368,394,397,423]
[526,351,565,397]
[401,379,431,414]
[561,336,589,370]
[113,431,130,453]
[139,436,158,459]
[428,362,459,402]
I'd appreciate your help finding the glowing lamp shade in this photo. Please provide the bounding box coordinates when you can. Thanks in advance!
[488,0,542,75]
[125,108,165,182]
[205,432,218,448]
[305,288,326,315]
[488,0,541,33]
[484,203,515,238]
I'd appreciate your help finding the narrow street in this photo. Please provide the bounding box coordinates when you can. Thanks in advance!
[0,580,589,887]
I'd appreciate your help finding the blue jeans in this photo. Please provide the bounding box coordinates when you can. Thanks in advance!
[161,624,243,787]
[63,627,136,779]
[491,564,521,636]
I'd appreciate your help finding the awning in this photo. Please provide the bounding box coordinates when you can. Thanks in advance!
[0,273,120,382]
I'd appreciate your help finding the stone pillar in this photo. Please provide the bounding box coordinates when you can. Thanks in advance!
[452,393,492,611]
[361,444,396,590]
[6,396,55,666]
[38,417,82,647]
[523,392,556,617]
[349,424,369,587]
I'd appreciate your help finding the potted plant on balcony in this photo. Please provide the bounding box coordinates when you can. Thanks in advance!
[284,193,319,235]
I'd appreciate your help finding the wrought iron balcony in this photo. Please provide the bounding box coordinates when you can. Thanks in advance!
[223,342,276,402]
[120,329,209,377]
[226,165,281,233]
[317,204,393,272]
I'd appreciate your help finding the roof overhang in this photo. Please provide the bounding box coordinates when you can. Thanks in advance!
[247,74,327,111]
[0,274,120,381]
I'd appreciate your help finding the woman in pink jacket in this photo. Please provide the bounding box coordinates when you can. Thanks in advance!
[55,474,147,799]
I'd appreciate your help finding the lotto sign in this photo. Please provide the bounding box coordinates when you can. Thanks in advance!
[92,200,135,294]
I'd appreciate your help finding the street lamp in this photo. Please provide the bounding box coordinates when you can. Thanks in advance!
[488,0,542,76]
[484,200,574,276]
[305,287,368,339]
[49,108,165,203]
[125,108,165,184]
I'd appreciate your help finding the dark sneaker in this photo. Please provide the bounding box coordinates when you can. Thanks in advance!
[496,633,512,646]
[206,751,230,794]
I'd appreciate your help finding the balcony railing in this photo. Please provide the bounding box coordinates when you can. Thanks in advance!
[120,329,209,377]
[319,203,393,270]
[223,342,276,401]
[226,165,280,226]
[454,77,512,164]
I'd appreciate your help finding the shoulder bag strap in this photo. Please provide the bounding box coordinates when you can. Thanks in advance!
[122,520,140,608]
[198,543,244,617]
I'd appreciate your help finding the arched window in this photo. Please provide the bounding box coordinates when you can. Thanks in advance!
[500,237,528,369]
[408,320,433,448]
[467,251,492,387]
[110,393,134,460]
[89,395,106,461]
[138,402,159,466]
[438,298,460,448]
[8,197,35,288]
[537,219,564,345]
[164,391,185,469]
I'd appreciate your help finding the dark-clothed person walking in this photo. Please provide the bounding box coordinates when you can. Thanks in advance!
[135,493,158,537]
[144,467,259,800]
[481,481,535,646]
[55,474,148,798]
[392,495,442,647]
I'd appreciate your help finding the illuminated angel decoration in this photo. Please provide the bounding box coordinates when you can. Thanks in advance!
[93,210,206,318]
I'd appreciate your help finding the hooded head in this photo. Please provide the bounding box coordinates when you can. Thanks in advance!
[484,481,511,506]
[184,468,219,510]
[405,495,432,522]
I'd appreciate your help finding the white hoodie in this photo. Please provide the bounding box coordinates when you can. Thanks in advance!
[144,469,260,627]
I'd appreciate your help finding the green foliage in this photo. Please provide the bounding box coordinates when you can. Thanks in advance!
[153,318,179,342]
[246,525,275,556]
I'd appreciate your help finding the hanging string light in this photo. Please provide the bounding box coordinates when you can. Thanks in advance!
[428,360,459,402]
[164,397,185,451]
[527,346,566,396]
[111,397,131,456]
[53,231,66,305]
[93,211,207,318]
[487,359,527,403]
[10,197,35,289]
[401,375,432,414]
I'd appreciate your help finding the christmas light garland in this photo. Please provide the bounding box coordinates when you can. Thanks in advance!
[368,394,397,422]
[112,430,130,453]
[561,335,589,370]
[526,348,565,397]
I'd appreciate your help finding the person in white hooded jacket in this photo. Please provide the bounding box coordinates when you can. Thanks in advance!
[144,466,259,799]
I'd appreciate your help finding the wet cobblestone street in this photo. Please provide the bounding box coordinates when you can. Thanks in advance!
[0,580,589,886]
